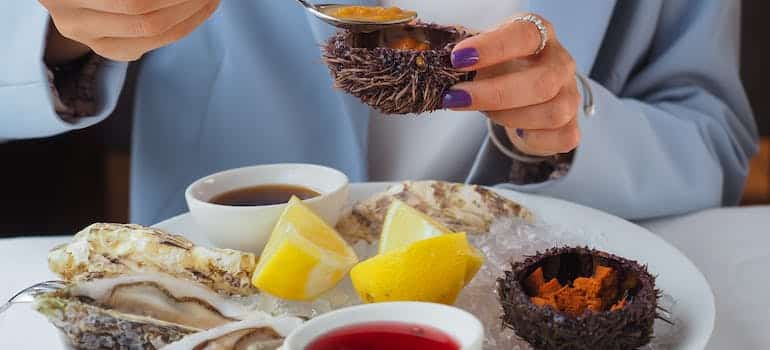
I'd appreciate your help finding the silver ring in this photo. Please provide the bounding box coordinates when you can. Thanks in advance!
[513,14,548,55]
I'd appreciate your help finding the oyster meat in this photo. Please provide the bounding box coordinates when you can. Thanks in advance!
[49,223,258,295]
[335,181,534,243]
[163,317,302,350]
[34,274,299,350]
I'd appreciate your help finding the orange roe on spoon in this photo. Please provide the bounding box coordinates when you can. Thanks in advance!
[329,6,416,23]
[525,266,629,317]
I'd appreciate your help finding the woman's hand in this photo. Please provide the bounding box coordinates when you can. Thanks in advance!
[443,15,580,157]
[39,0,220,62]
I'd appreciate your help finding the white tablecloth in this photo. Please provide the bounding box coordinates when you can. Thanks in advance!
[1,206,768,349]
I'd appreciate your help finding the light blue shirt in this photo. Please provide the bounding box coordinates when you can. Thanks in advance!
[0,0,757,224]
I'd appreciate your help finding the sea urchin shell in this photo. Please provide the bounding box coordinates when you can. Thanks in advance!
[498,246,659,350]
[323,22,476,114]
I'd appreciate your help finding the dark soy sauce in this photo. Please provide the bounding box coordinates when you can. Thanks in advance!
[209,184,319,206]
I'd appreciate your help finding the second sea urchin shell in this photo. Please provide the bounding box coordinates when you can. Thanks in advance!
[498,246,659,350]
[323,22,476,114]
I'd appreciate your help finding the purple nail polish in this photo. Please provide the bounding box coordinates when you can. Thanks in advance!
[451,48,480,69]
[516,128,525,138]
[442,90,472,108]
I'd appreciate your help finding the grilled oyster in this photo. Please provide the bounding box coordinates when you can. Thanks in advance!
[49,223,258,295]
[335,181,534,243]
[163,317,302,350]
[34,274,300,350]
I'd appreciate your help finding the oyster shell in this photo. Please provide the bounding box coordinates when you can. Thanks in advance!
[335,181,534,243]
[34,274,296,350]
[49,223,258,296]
[37,294,196,349]
[162,317,302,350]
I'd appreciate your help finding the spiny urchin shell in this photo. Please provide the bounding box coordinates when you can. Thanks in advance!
[323,22,476,114]
[498,246,659,350]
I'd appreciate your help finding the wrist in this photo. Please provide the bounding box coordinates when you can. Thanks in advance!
[44,20,92,66]
[487,119,557,163]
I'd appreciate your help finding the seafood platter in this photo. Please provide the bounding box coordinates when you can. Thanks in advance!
[25,166,712,349]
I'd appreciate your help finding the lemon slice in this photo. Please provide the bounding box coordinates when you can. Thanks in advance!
[378,199,452,254]
[252,196,358,301]
[351,233,472,305]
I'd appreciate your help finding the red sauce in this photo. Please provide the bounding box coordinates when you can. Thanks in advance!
[306,322,460,350]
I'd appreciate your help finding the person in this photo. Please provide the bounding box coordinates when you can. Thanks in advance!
[0,0,756,224]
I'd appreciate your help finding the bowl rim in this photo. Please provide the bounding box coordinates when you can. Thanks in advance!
[184,163,349,211]
[283,301,484,348]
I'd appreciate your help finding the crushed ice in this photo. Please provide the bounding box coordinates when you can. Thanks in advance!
[248,218,680,349]
[456,218,681,350]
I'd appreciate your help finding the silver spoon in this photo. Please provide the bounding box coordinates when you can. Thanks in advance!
[295,0,417,32]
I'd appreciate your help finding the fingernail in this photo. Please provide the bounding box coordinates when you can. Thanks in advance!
[451,48,480,69]
[516,128,525,138]
[442,90,472,108]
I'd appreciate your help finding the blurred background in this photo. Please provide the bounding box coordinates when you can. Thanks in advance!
[0,3,768,236]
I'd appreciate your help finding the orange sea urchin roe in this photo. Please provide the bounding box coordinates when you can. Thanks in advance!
[329,6,416,23]
[525,266,629,317]
[387,37,430,51]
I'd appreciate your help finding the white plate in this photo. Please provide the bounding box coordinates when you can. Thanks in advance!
[156,182,715,350]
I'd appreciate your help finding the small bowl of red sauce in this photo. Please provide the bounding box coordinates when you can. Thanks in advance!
[283,302,483,350]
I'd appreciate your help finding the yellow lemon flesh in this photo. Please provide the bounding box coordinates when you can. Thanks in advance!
[378,199,453,255]
[252,196,358,301]
[464,245,484,285]
[351,233,482,305]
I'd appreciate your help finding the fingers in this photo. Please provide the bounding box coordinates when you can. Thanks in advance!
[444,42,576,111]
[451,14,554,70]
[507,117,581,157]
[90,0,219,61]
[55,0,211,39]
[40,0,219,61]
[487,80,580,129]
[44,0,192,15]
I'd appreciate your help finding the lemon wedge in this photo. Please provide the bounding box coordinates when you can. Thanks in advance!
[378,200,484,286]
[252,196,358,301]
[351,233,472,304]
[464,245,484,285]
[378,199,452,254]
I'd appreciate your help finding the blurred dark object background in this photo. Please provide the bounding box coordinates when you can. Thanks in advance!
[1,4,769,236]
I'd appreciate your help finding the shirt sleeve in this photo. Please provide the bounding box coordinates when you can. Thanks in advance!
[0,2,128,141]
[468,0,757,220]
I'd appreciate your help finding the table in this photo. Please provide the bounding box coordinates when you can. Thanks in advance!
[1,207,768,349]
[640,206,770,350]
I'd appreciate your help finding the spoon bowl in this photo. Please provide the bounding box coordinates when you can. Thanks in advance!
[296,0,417,32]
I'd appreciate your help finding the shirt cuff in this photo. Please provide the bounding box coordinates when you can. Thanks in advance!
[487,121,574,184]
[46,53,103,122]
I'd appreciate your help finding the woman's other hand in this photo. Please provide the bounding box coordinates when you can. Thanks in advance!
[39,0,220,62]
[443,15,580,157]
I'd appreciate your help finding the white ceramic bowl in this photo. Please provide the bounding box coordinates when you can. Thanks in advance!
[283,302,484,350]
[185,163,349,253]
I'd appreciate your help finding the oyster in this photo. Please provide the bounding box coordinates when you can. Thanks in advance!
[34,274,297,350]
[49,223,258,295]
[163,317,302,350]
[335,181,534,243]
